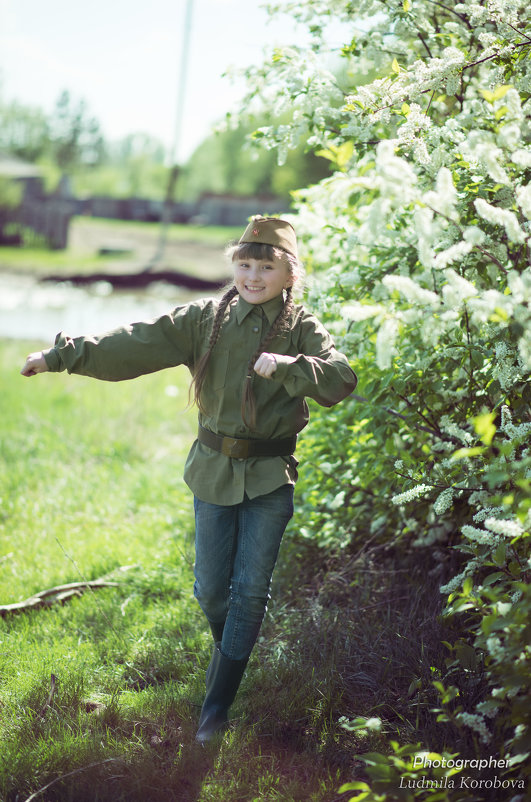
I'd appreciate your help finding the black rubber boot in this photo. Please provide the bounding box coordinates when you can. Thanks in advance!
[209,620,225,643]
[195,645,248,743]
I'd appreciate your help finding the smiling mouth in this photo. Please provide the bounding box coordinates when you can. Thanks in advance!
[245,286,265,292]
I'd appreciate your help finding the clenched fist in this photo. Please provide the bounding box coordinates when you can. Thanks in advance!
[21,351,49,377]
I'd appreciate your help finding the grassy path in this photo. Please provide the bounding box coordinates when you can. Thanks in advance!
[0,340,354,802]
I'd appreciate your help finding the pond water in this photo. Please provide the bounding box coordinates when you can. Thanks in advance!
[0,273,207,343]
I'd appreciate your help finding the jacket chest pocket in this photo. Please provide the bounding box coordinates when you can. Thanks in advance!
[206,346,230,391]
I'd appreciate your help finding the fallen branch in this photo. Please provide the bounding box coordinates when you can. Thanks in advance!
[0,578,118,616]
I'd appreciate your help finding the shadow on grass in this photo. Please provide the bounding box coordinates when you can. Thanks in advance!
[9,712,220,802]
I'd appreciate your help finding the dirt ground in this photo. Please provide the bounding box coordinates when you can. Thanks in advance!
[68,219,233,281]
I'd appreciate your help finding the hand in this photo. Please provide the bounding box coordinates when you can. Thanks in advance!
[21,351,49,377]
[253,352,278,379]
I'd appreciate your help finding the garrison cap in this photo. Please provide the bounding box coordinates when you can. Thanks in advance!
[239,216,298,259]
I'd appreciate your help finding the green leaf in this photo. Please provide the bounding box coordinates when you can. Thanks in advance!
[451,446,485,460]
[455,642,478,671]
[473,412,496,445]
[482,572,506,586]
[339,781,371,792]
[316,141,354,170]
[495,105,509,120]
[492,542,507,567]
[480,84,513,103]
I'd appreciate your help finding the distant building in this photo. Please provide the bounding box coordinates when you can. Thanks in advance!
[0,156,71,249]
[0,154,45,198]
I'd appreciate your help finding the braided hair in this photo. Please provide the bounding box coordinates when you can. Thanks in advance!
[190,283,239,412]
[190,242,299,429]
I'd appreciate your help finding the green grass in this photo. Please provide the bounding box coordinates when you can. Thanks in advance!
[0,338,472,801]
[75,217,243,243]
[0,340,355,802]
[0,244,111,273]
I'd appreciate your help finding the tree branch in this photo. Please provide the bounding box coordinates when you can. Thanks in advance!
[473,245,509,275]
[462,41,531,72]
[350,392,450,440]
[424,0,472,27]
[0,578,118,616]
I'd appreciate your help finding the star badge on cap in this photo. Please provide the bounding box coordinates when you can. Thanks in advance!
[252,227,259,236]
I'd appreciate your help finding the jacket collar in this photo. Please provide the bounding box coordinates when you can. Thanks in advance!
[235,293,285,325]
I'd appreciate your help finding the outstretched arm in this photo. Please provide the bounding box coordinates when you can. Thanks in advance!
[21,351,49,377]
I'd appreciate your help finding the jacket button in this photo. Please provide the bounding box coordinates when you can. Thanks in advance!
[252,326,259,333]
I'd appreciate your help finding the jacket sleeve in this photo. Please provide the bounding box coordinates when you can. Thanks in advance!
[42,301,208,381]
[271,308,357,406]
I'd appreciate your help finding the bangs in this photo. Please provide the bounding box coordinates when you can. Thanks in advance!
[230,242,278,261]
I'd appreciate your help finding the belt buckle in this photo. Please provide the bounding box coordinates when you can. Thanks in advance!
[221,437,249,459]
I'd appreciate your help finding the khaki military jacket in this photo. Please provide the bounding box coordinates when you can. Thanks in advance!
[44,293,357,504]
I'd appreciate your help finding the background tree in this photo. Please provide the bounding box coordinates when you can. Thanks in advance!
[76,132,169,199]
[234,0,531,792]
[0,99,50,162]
[49,90,106,172]
[179,116,332,201]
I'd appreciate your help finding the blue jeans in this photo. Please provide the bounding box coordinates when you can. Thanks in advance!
[193,484,294,661]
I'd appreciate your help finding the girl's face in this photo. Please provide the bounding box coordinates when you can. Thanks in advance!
[233,253,293,305]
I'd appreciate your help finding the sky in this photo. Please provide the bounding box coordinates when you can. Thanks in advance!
[0,0,340,163]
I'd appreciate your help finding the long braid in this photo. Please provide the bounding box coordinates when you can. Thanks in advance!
[241,286,294,429]
[191,285,239,412]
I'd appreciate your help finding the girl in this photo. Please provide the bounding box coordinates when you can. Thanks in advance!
[21,216,357,743]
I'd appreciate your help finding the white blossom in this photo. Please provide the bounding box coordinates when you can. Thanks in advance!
[511,148,531,168]
[484,517,525,538]
[462,133,510,184]
[342,303,385,321]
[375,316,399,370]
[461,524,499,545]
[391,484,431,505]
[492,341,522,390]
[382,275,439,305]
[433,241,473,269]
[440,415,473,444]
[424,167,459,219]
[456,712,491,744]
[500,405,531,440]
[515,183,531,219]
[474,198,526,243]
[433,487,455,515]
[463,226,486,246]
[441,269,478,307]
[440,559,481,594]
[473,505,506,522]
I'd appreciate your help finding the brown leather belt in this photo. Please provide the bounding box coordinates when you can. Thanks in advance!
[198,425,297,459]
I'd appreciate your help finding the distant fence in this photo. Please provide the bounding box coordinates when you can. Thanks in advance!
[76,193,289,227]
[0,178,289,251]
[0,178,73,250]
[15,196,73,249]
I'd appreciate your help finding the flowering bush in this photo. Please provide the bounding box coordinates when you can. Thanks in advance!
[237,0,530,792]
